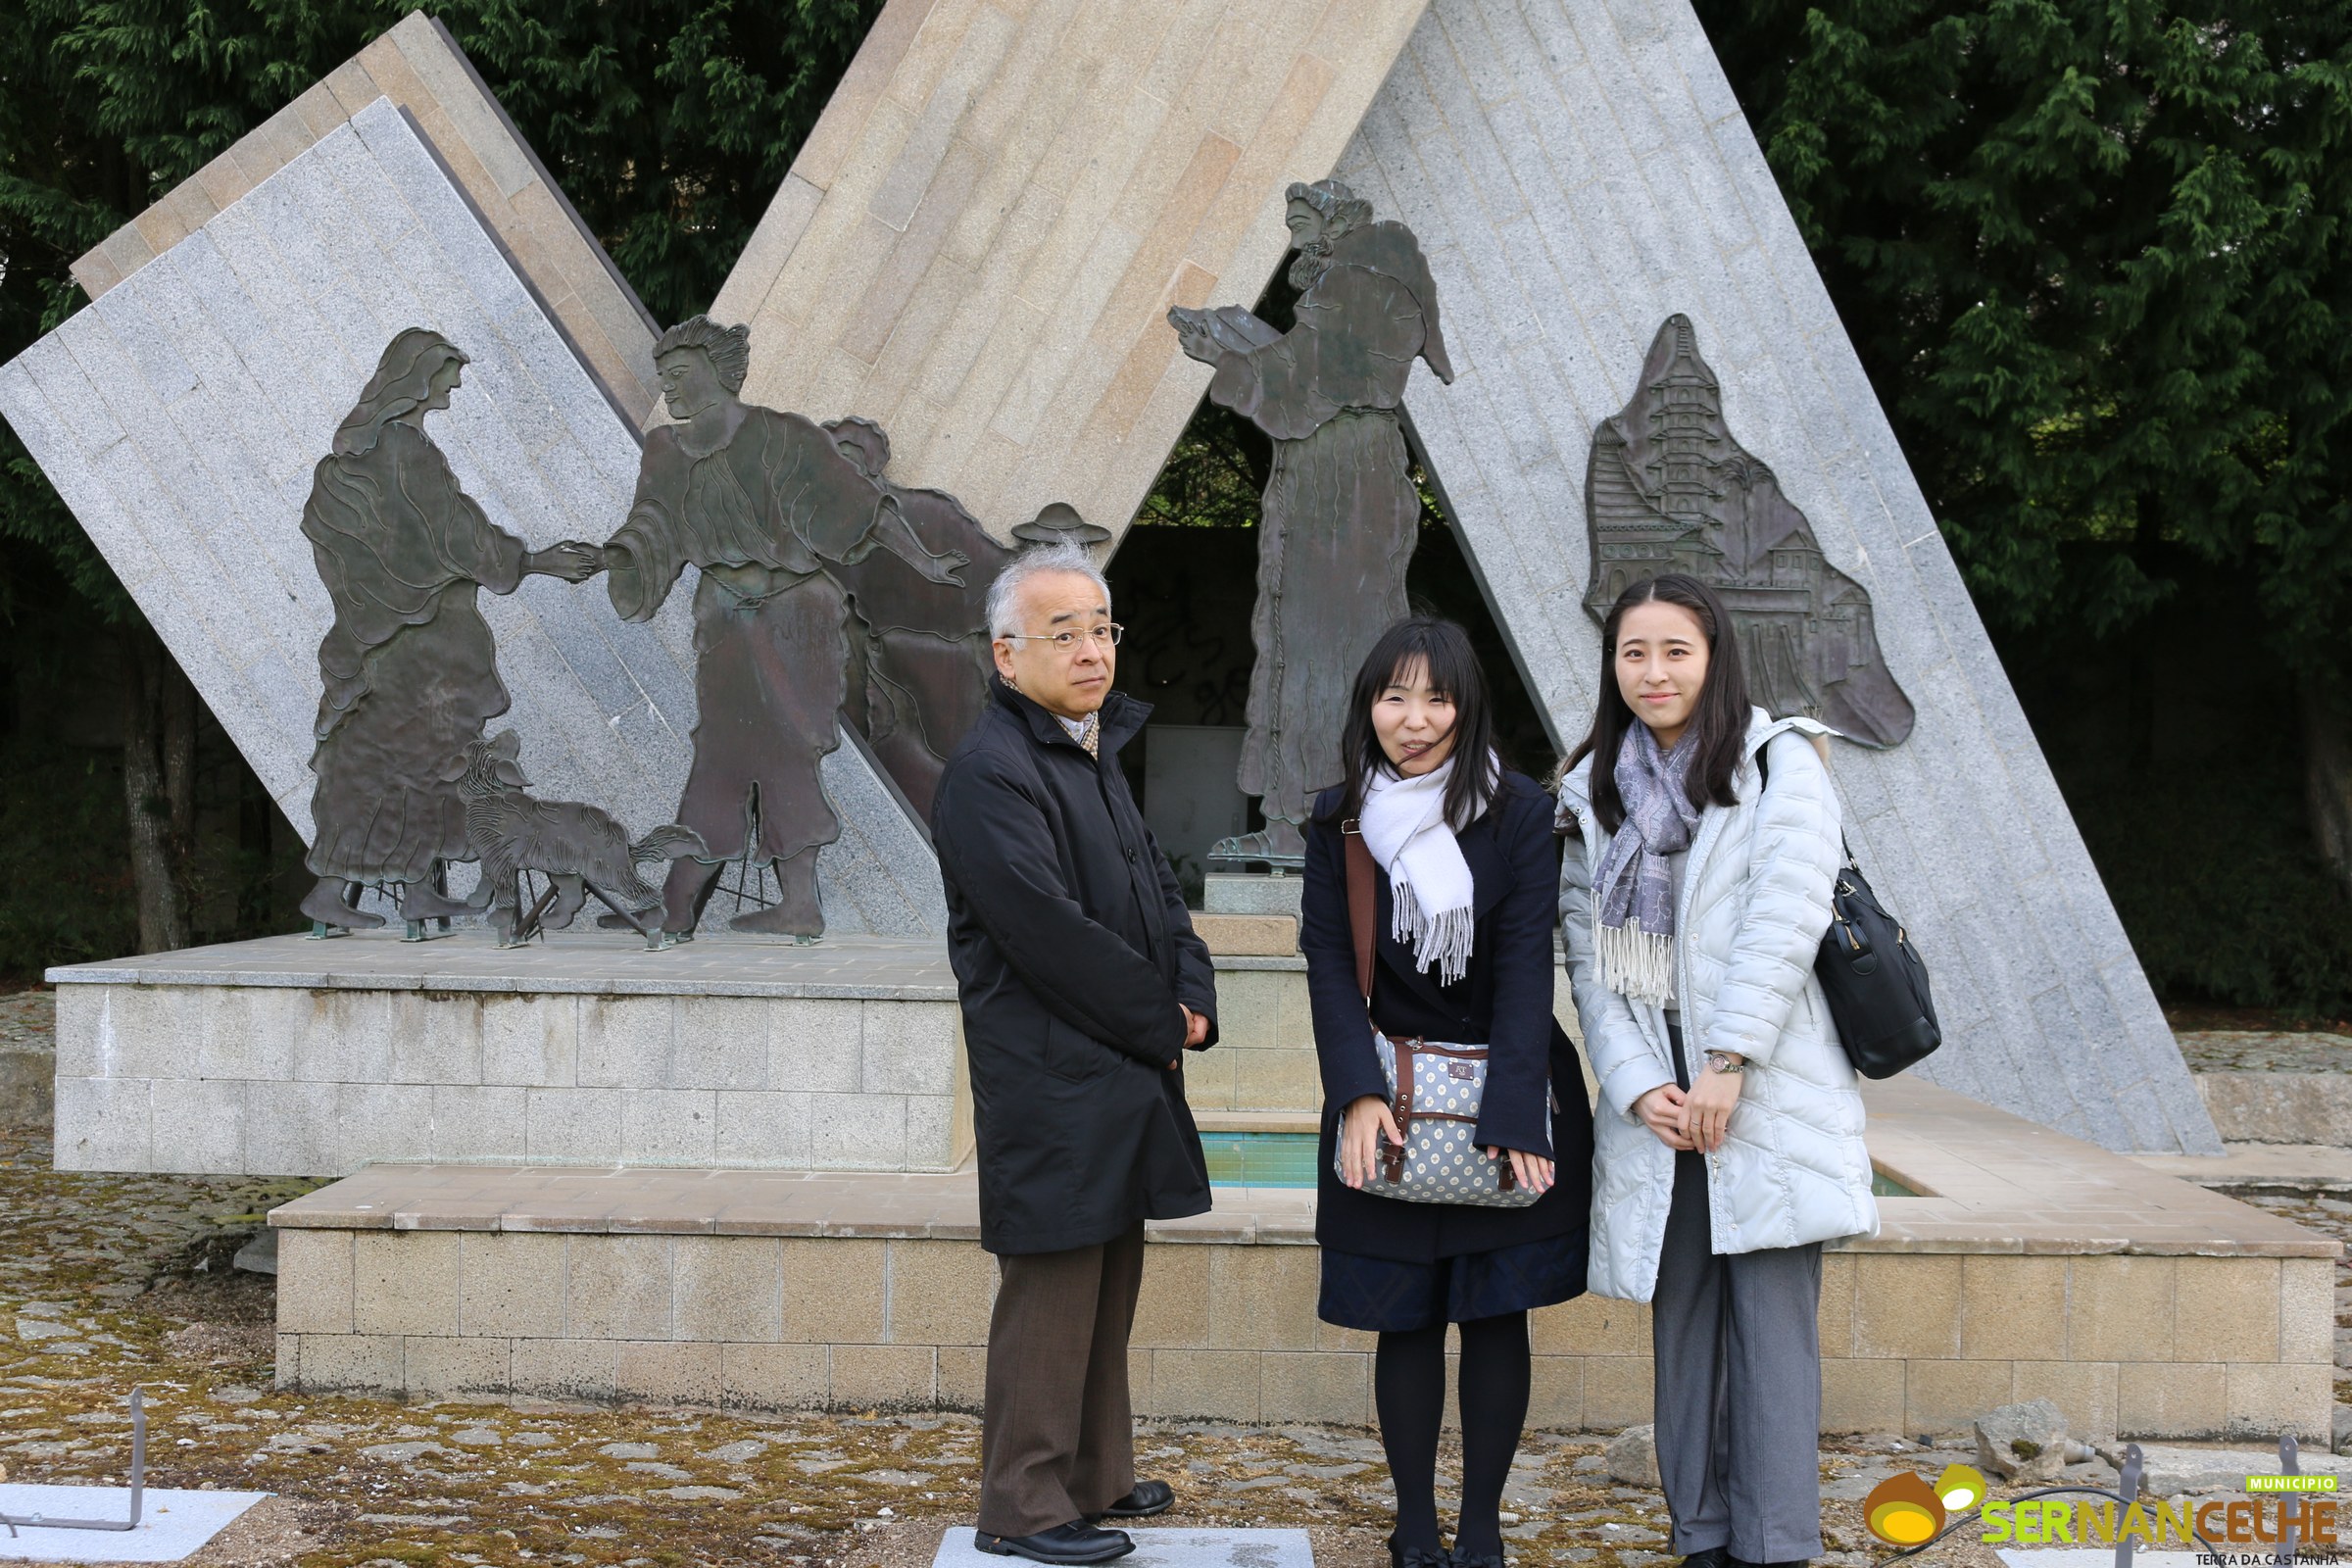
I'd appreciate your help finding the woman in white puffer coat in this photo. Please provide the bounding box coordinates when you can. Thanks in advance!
[1557,573,1878,1568]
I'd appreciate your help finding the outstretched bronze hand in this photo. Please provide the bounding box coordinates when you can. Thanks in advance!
[526,541,605,583]
[1167,306,1218,365]
[920,548,970,588]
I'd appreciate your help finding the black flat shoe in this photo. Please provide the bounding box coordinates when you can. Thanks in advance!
[1451,1552,1509,1568]
[1387,1534,1449,1568]
[1093,1480,1175,1519]
[974,1522,1135,1564]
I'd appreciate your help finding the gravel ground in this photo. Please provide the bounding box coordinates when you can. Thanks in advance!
[0,1116,2028,1568]
[0,991,53,1053]
[0,984,2333,1567]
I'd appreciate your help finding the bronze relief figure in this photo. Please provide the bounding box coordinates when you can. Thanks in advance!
[826,419,1111,820]
[1171,178,1453,864]
[605,318,968,939]
[299,327,602,933]
[1587,316,1915,748]
[823,416,1012,821]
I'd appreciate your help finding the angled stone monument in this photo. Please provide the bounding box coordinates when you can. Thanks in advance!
[2,31,962,1180]
[1330,0,2217,1152]
[0,93,943,940]
[16,0,2329,1447]
[705,0,1440,544]
[702,0,2214,1151]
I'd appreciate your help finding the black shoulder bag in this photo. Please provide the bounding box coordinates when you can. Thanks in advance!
[1759,744,1941,1079]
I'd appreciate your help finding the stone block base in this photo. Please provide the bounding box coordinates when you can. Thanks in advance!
[46,932,968,1176]
[271,1076,2338,1440]
[271,1220,2335,1440]
[2198,1072,2352,1146]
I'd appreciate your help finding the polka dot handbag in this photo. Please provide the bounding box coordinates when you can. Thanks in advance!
[1332,824,1543,1209]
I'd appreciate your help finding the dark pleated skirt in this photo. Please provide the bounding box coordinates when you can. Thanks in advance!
[1317,1223,1590,1332]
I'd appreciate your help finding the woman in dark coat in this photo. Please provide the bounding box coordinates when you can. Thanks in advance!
[1301,617,1594,1568]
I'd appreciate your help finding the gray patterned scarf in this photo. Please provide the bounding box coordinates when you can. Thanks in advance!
[1592,723,1702,1004]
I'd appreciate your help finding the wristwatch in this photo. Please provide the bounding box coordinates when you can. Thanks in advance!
[1703,1050,1747,1076]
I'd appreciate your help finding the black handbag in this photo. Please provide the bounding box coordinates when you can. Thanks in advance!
[1761,748,1941,1079]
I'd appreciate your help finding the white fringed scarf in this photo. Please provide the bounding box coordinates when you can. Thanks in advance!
[1357,751,1495,987]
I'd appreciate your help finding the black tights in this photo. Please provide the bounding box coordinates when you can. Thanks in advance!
[1374,1311,1531,1558]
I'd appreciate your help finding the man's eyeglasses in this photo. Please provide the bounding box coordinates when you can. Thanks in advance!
[1002,623,1125,651]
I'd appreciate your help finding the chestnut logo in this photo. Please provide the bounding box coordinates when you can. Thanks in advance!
[1864,1463,1986,1545]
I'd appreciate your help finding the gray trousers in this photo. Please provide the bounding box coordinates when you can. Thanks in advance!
[1651,1026,1825,1563]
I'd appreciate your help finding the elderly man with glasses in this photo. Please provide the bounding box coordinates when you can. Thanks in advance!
[931,540,1220,1565]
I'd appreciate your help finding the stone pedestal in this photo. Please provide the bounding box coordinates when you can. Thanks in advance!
[45,931,965,1176]
[1203,873,1304,919]
[267,1078,2337,1439]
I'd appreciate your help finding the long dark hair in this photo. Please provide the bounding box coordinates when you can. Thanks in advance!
[1322,617,1504,830]
[333,327,466,457]
[1563,573,1751,832]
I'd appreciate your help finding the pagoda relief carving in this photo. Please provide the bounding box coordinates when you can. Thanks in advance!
[1586,315,1915,749]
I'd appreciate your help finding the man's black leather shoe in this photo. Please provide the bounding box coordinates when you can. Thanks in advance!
[974,1522,1135,1564]
[1093,1481,1175,1520]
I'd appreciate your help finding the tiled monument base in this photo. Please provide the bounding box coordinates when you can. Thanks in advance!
[270,1078,2337,1441]
[44,932,969,1174]
[44,917,1329,1175]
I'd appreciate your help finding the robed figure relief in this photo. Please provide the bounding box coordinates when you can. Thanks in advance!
[299,328,602,932]
[826,416,1111,818]
[1586,316,1915,747]
[823,416,1011,820]
[605,318,967,939]
[1171,177,1453,863]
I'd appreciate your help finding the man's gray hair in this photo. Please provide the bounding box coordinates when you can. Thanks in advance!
[987,542,1111,640]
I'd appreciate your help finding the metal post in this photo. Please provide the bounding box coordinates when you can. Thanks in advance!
[0,1387,145,1535]
[2280,1433,2301,1566]
[2114,1443,2143,1568]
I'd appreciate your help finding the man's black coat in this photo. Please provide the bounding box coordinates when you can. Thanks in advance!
[932,681,1219,1254]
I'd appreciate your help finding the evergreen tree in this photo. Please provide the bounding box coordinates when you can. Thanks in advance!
[1694,1,2352,895]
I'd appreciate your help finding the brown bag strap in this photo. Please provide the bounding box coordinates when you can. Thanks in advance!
[1386,1038,1413,1183]
[1343,821,1377,1004]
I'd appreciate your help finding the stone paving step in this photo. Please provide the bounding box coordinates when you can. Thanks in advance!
[933,1527,1313,1568]
[2132,1143,2352,1194]
[2176,1031,2352,1148]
